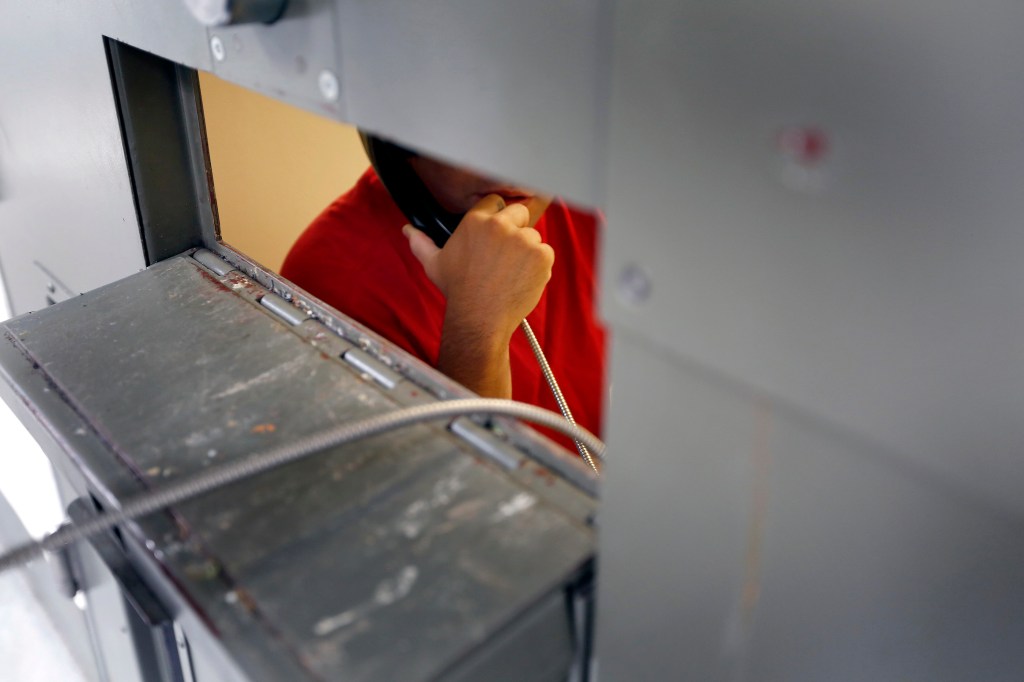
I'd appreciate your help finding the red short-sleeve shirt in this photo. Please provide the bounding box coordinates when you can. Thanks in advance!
[281,168,607,449]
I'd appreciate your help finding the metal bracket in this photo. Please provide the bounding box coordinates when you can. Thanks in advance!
[191,249,234,277]
[259,292,308,326]
[341,348,401,389]
[450,417,521,470]
[67,498,191,682]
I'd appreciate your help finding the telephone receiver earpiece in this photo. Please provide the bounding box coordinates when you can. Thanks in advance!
[359,132,464,249]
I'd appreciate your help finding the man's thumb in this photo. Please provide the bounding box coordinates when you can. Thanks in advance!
[402,225,442,281]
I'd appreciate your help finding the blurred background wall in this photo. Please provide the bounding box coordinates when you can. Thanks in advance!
[199,72,368,272]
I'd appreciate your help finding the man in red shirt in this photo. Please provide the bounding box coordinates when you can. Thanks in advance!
[281,145,606,448]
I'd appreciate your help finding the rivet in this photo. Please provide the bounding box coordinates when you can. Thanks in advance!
[318,69,339,102]
[210,36,226,62]
[617,263,653,305]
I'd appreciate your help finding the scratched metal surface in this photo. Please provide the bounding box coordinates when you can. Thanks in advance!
[2,254,595,681]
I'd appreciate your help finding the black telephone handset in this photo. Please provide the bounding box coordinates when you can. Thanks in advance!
[359,132,464,249]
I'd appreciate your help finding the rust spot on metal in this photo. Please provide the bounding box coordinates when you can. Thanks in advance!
[251,423,276,434]
[194,268,222,286]
[183,559,221,581]
[173,516,191,539]
[532,466,556,486]
[233,587,259,614]
[446,499,485,522]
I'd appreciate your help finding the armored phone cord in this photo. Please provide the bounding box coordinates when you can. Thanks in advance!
[520,319,599,473]
[0,398,603,575]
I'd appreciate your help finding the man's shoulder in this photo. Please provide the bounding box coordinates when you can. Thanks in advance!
[297,171,402,248]
[315,168,400,229]
[538,199,601,255]
[281,168,406,281]
[544,199,598,230]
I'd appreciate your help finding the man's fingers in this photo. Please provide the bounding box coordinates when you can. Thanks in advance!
[403,225,442,281]
[469,194,531,227]
[470,193,507,215]
[497,202,531,227]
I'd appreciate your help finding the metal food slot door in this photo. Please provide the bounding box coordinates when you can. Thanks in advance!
[0,32,598,682]
[0,246,597,681]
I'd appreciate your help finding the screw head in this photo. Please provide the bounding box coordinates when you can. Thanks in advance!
[617,263,652,306]
[318,69,339,102]
[210,36,226,62]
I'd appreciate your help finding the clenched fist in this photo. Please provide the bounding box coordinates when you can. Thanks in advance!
[403,193,554,398]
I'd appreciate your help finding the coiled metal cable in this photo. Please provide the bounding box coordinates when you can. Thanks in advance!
[520,320,600,473]
[0,398,603,575]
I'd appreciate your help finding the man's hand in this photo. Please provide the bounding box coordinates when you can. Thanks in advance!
[404,194,554,398]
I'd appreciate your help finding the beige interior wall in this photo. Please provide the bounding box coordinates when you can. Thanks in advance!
[198,72,368,272]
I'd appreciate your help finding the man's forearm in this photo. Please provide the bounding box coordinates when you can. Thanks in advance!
[436,311,513,399]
